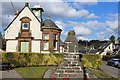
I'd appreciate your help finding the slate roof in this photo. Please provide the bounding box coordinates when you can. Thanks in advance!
[42,19,62,31]
[98,42,111,50]
[79,50,88,54]
[88,50,98,54]
[97,42,112,53]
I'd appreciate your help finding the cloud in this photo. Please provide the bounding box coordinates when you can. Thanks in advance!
[55,20,67,35]
[71,0,98,2]
[55,20,92,40]
[97,32,106,40]
[1,2,99,29]
[1,1,118,41]
[107,13,118,20]
[40,2,96,18]
[69,2,97,10]
[105,20,118,30]
[2,14,15,29]
[68,20,105,30]
[55,20,64,30]
[73,26,92,36]
[78,36,91,40]
[86,13,99,19]
[57,18,118,40]
[99,0,120,2]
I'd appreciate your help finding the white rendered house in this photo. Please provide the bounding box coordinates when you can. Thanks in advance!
[5,3,62,53]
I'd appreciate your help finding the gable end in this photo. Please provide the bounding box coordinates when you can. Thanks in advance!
[4,3,41,31]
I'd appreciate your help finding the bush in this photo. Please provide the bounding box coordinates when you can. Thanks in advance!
[81,54,102,69]
[1,52,64,68]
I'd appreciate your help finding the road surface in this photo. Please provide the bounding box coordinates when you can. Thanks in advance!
[100,61,120,78]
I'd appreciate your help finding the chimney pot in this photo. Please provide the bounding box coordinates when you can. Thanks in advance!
[25,3,29,7]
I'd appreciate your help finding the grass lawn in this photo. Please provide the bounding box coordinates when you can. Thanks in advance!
[90,69,115,79]
[15,66,56,80]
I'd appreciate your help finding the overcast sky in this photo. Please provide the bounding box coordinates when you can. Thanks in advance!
[0,0,119,41]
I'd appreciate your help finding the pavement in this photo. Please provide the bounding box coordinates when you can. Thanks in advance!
[100,61,120,78]
[0,69,24,80]
[43,67,56,78]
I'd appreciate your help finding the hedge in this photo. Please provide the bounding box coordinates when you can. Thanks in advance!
[0,52,64,68]
[81,54,102,69]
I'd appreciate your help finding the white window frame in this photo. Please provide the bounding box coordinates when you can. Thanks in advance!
[22,22,29,30]
[43,33,49,40]
[43,33,49,50]
[43,41,49,50]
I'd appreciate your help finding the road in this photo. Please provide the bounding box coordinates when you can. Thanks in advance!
[100,61,120,78]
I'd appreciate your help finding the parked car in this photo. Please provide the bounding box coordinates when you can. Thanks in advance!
[107,58,120,67]
[118,63,120,68]
[0,62,12,71]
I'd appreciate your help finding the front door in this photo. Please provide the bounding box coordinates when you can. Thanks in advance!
[20,42,29,52]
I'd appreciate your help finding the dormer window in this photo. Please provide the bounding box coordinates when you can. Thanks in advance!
[22,22,29,30]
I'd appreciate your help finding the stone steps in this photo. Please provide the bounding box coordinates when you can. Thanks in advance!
[55,73,83,78]
[57,66,82,70]
[54,53,83,78]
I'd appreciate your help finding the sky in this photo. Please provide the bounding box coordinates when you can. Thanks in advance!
[0,0,119,42]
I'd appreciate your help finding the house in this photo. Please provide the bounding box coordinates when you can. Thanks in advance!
[97,42,115,56]
[4,3,62,53]
[88,49,98,54]
[113,42,120,55]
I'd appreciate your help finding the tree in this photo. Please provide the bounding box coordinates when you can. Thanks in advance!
[117,37,120,41]
[109,35,115,43]
[90,40,100,49]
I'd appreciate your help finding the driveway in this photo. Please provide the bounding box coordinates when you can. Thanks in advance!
[0,69,24,79]
[100,61,120,78]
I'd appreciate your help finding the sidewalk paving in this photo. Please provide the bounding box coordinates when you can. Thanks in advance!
[0,69,24,80]
[43,67,56,78]
[100,61,120,78]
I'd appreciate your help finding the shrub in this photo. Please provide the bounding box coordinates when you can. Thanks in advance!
[1,52,64,67]
[28,54,42,66]
[81,54,102,69]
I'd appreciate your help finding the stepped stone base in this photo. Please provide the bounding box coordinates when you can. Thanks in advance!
[54,53,83,78]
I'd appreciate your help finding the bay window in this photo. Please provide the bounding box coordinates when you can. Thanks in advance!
[43,33,49,50]
[53,34,58,50]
